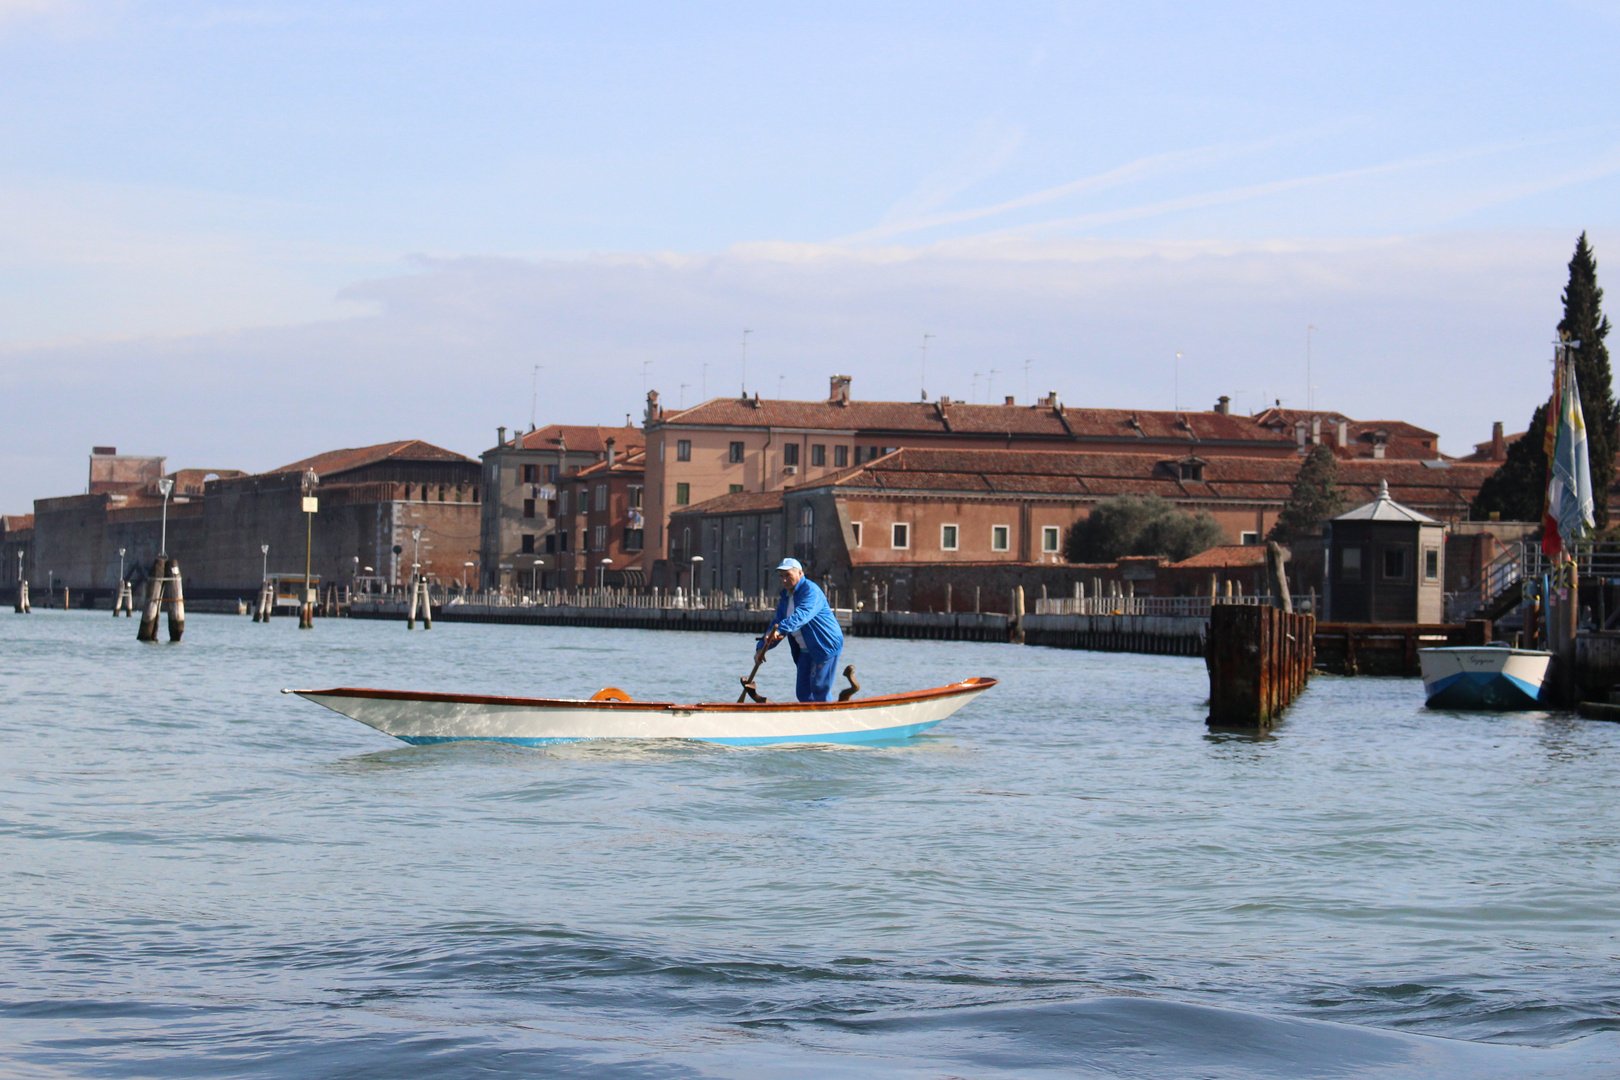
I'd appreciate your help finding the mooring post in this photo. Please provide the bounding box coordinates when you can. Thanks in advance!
[406,573,418,629]
[166,559,185,642]
[137,556,165,642]
[1266,541,1292,612]
[420,577,433,630]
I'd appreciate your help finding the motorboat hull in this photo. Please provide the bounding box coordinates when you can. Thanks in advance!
[1418,647,1552,710]
[284,678,997,746]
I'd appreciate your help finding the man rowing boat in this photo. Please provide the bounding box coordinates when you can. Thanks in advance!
[756,558,845,702]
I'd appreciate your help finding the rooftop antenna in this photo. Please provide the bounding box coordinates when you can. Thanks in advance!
[530,364,542,429]
[920,333,935,401]
[988,368,1001,401]
[741,328,753,397]
[679,382,690,409]
[1023,359,1033,405]
[777,373,785,397]
[641,360,651,393]
[1174,350,1183,413]
[972,372,982,403]
[1306,325,1316,412]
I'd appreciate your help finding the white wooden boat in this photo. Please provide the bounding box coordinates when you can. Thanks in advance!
[282,677,997,746]
[1418,645,1552,710]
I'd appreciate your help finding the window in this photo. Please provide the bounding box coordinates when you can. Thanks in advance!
[729,441,745,463]
[675,482,690,506]
[763,522,771,549]
[1383,546,1409,580]
[797,504,816,545]
[892,523,910,549]
[730,484,744,494]
[520,534,535,554]
[628,485,643,508]
[544,464,558,483]
[521,464,539,483]
[991,525,1010,551]
[624,528,643,551]
[811,444,826,467]
[595,484,608,512]
[523,498,536,519]
[1425,549,1439,580]
[594,525,607,551]
[1178,462,1204,481]
[558,530,570,552]
[1341,547,1362,581]
[1041,526,1060,553]
[545,534,556,554]
[941,524,959,550]
[783,443,800,466]
[1240,531,1259,545]
[558,490,569,516]
[677,439,692,461]
[834,445,849,467]
[850,522,862,547]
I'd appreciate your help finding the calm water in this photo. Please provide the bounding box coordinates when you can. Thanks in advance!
[3,611,1619,1078]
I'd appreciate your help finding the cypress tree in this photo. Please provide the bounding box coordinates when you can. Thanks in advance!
[1558,233,1617,526]
[1268,445,1345,543]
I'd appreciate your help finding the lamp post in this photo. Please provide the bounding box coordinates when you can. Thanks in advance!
[598,557,612,591]
[157,478,174,556]
[261,543,269,582]
[463,561,475,590]
[118,547,126,584]
[690,555,703,600]
[300,469,319,630]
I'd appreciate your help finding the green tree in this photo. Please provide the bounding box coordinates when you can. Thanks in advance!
[1470,402,1549,522]
[1474,234,1616,525]
[1268,445,1345,543]
[1064,495,1226,563]
[1559,232,1617,526]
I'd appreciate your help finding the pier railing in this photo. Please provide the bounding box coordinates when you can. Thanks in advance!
[1032,595,1283,618]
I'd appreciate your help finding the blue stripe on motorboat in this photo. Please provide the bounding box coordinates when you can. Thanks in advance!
[1424,670,1546,710]
[394,717,948,747]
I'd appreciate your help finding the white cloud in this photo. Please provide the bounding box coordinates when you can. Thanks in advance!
[0,229,1598,512]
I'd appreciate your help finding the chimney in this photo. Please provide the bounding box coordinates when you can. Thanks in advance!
[1372,442,1386,460]
[92,446,116,456]
[1214,396,1230,415]
[1310,416,1322,445]
[1294,420,1308,448]
[606,437,617,467]
[1004,395,1015,406]
[829,374,852,405]
[497,426,506,447]
[1336,419,1349,448]
[1492,421,1506,461]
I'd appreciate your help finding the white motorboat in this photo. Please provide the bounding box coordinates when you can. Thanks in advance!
[1418,645,1552,710]
[283,677,997,746]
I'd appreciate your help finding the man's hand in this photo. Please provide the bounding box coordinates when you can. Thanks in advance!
[763,628,784,647]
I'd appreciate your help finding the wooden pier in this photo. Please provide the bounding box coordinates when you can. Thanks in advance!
[1206,605,1315,727]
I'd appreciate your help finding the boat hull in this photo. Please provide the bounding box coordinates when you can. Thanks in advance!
[1418,647,1551,710]
[284,678,997,746]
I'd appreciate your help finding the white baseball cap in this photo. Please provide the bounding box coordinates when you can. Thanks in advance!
[775,558,803,572]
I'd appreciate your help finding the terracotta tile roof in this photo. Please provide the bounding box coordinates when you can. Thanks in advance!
[658,397,1293,446]
[508,424,643,455]
[269,440,473,478]
[1172,544,1270,569]
[806,447,1498,515]
[571,447,647,478]
[1,513,34,531]
[670,489,785,516]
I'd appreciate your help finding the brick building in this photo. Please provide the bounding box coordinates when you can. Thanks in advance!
[479,423,642,590]
[639,377,1453,586]
[2,514,34,598]
[553,446,646,589]
[669,446,1499,613]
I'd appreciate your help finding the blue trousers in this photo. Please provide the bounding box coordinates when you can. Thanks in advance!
[791,644,841,702]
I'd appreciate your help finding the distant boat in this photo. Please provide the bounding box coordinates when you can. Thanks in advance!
[283,677,997,746]
[1418,646,1552,710]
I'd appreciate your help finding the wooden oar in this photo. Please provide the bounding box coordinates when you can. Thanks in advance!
[738,651,769,703]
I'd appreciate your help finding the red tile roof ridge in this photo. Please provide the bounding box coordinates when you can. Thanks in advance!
[268,439,473,477]
[670,489,785,515]
[1171,545,1271,568]
[512,424,643,453]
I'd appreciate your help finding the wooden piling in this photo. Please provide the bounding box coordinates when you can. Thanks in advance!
[137,557,165,642]
[15,578,30,613]
[165,559,185,642]
[1207,604,1315,727]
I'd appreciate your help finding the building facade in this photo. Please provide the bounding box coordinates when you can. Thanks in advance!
[551,446,647,589]
[478,423,642,590]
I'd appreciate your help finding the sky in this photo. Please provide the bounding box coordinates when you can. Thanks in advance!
[3,0,1619,511]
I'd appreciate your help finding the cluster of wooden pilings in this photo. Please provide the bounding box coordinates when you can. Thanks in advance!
[136,557,185,643]
[1205,604,1315,728]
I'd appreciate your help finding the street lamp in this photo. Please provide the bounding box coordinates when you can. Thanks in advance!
[117,547,126,584]
[157,477,174,556]
[261,544,269,582]
[690,555,703,599]
[463,561,475,590]
[300,469,320,630]
[599,557,612,590]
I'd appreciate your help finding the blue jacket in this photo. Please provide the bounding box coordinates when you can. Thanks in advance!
[760,576,844,660]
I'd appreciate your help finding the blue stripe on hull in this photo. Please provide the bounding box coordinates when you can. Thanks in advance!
[395,718,948,747]
[1424,671,1546,711]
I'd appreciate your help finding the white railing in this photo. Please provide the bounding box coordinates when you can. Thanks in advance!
[350,586,779,612]
[1031,595,1290,617]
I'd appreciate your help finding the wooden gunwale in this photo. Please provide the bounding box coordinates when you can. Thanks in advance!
[293,677,997,713]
